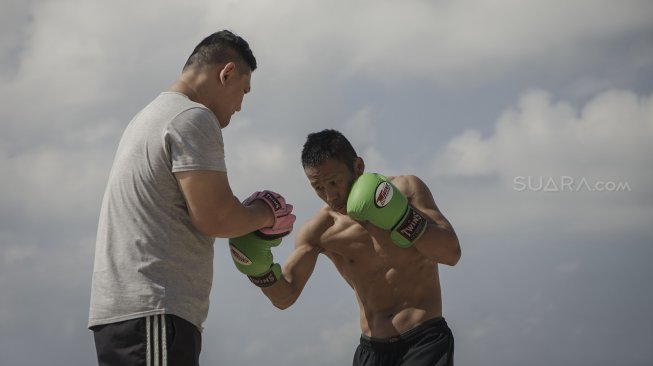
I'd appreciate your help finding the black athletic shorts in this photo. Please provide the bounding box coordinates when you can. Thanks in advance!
[353,317,454,366]
[91,314,201,366]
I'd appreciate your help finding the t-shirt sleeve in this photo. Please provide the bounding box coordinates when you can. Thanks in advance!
[166,107,227,173]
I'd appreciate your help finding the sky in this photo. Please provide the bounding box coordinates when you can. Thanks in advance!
[1,0,652,365]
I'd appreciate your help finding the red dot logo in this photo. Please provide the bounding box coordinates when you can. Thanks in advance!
[374,182,393,208]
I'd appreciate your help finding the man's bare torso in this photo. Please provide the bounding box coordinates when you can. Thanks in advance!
[312,177,443,338]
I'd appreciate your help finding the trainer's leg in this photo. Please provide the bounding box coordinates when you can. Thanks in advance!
[93,314,198,366]
[92,317,148,366]
[164,314,202,366]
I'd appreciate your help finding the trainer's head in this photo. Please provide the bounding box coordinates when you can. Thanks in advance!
[301,129,364,213]
[178,30,256,128]
[183,30,257,73]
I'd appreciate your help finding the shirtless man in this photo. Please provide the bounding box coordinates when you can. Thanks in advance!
[229,129,461,365]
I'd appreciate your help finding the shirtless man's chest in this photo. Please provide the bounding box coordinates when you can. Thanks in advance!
[319,212,443,337]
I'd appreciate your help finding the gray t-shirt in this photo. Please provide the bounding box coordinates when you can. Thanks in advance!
[89,92,226,331]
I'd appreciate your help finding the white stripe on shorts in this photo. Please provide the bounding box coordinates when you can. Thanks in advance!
[146,315,167,366]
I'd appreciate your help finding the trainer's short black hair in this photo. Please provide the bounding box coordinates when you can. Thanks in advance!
[301,129,358,170]
[183,30,257,73]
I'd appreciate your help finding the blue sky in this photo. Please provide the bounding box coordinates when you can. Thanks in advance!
[1,0,652,365]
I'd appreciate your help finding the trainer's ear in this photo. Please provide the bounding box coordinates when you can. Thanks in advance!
[219,62,237,85]
[353,157,365,176]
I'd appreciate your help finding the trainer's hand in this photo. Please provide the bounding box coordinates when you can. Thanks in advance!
[229,232,282,287]
[243,191,296,238]
[347,173,427,248]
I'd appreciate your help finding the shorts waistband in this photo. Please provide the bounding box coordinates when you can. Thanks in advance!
[359,317,447,349]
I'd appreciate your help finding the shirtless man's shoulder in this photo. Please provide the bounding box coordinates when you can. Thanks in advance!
[296,205,334,246]
[389,174,428,198]
[299,204,355,239]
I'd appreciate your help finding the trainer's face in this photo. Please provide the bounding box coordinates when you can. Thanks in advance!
[304,158,358,214]
[214,64,251,128]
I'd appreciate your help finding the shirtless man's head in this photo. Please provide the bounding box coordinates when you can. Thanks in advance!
[301,129,365,214]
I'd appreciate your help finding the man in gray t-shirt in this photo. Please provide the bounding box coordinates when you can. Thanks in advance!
[89,30,295,366]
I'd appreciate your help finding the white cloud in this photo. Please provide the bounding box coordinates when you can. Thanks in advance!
[0,142,112,224]
[333,0,653,86]
[343,107,377,148]
[433,89,653,180]
[430,89,653,233]
[341,106,394,173]
[0,246,37,267]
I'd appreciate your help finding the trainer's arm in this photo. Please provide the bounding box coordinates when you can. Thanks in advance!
[175,170,274,238]
[262,222,322,309]
[404,175,461,266]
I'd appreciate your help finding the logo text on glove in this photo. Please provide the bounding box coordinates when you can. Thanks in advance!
[396,207,427,242]
[249,271,278,287]
[262,191,282,210]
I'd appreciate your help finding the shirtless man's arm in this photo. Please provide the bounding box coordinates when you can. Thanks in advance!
[398,175,461,266]
[261,215,324,309]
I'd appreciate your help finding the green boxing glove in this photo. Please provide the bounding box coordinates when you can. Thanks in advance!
[347,173,427,248]
[229,232,282,287]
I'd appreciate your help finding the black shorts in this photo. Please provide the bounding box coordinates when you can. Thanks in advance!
[353,317,454,366]
[91,314,201,366]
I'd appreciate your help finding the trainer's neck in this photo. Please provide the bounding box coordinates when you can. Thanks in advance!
[169,78,201,103]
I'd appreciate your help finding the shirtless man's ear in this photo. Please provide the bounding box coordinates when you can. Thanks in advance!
[353,157,365,176]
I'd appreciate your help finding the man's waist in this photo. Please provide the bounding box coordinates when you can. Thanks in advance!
[360,316,448,348]
[362,306,442,338]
